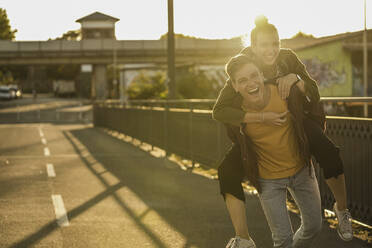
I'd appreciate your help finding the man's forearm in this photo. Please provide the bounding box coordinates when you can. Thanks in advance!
[244,112,265,123]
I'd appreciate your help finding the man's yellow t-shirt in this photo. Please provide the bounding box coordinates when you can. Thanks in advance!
[243,85,303,179]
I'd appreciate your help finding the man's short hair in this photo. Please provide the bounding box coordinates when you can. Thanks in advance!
[225,54,257,83]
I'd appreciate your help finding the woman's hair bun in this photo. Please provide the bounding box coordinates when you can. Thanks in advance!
[254,15,269,27]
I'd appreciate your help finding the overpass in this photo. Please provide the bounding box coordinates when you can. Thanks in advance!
[0,39,242,99]
[0,39,243,65]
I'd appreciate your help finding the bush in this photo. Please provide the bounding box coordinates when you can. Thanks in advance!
[127,71,167,100]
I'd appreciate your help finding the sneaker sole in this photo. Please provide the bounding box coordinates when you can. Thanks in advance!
[336,224,353,242]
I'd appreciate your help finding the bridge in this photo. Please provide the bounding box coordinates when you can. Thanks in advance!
[0,39,242,65]
[0,39,242,99]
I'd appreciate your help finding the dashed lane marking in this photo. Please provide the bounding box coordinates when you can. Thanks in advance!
[38,127,44,138]
[51,195,70,227]
[44,147,50,157]
[41,138,47,145]
[46,163,56,177]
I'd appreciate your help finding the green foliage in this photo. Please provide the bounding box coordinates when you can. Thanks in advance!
[160,32,244,43]
[0,8,18,83]
[0,70,12,85]
[0,8,17,40]
[55,29,81,41]
[291,31,315,39]
[126,67,221,100]
[160,32,205,40]
[176,66,220,99]
[127,71,168,100]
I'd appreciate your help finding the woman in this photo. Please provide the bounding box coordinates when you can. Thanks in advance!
[214,16,353,247]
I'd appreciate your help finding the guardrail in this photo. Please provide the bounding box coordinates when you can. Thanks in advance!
[93,98,372,225]
[0,100,92,123]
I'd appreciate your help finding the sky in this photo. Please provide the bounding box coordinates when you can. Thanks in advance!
[2,0,371,45]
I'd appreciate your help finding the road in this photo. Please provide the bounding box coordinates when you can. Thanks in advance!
[0,123,244,247]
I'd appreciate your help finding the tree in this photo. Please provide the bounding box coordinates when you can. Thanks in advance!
[160,32,204,40]
[55,29,81,41]
[160,32,243,42]
[126,66,221,100]
[291,31,315,39]
[0,8,18,84]
[0,8,17,40]
[176,66,220,99]
[127,71,168,100]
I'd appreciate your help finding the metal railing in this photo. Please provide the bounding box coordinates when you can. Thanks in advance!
[93,98,372,225]
[0,100,92,123]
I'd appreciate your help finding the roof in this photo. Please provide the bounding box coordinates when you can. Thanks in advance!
[76,12,120,23]
[280,29,372,51]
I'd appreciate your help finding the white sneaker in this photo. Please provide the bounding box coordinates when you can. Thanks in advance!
[226,236,256,248]
[333,203,353,241]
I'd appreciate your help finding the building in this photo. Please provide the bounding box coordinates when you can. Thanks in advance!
[76,11,120,40]
[281,30,372,97]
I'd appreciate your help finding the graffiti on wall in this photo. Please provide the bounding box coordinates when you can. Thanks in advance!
[302,58,346,89]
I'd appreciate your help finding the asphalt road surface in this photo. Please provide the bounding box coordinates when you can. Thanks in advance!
[0,122,369,248]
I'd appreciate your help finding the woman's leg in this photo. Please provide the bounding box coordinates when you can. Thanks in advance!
[303,117,353,241]
[303,117,347,209]
[289,166,322,248]
[326,174,347,210]
[218,145,250,239]
[225,193,251,240]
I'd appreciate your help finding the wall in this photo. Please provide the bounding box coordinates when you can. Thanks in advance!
[296,41,352,96]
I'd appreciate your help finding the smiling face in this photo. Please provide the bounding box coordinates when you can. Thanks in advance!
[232,62,265,105]
[252,31,280,66]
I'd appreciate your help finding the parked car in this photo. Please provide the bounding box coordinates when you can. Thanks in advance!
[0,86,13,100]
[8,85,22,99]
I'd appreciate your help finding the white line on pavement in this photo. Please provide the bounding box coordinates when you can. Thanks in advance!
[38,127,44,137]
[41,138,47,145]
[51,195,70,227]
[44,147,50,157]
[46,163,56,177]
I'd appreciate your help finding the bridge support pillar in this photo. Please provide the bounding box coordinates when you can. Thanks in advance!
[92,64,107,100]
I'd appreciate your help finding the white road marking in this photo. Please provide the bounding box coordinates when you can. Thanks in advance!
[51,195,70,227]
[46,163,56,177]
[41,138,47,145]
[38,127,44,137]
[44,147,50,157]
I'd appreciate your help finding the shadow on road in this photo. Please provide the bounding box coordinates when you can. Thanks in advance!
[9,125,368,247]
[60,127,272,248]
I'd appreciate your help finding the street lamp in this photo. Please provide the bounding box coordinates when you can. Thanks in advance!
[363,0,368,117]
[167,0,176,99]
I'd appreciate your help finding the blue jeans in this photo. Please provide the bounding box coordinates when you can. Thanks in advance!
[258,166,322,248]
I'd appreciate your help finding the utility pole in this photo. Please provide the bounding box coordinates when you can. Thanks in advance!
[167,0,176,99]
[363,0,368,117]
[113,41,118,98]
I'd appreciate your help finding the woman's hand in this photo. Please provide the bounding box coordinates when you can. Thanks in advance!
[276,73,298,99]
[262,111,288,126]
